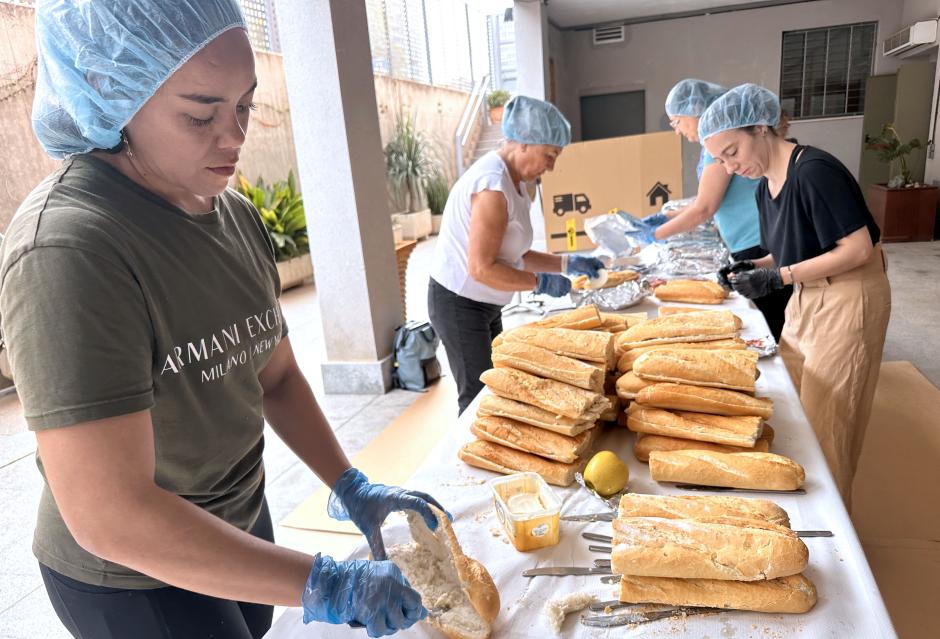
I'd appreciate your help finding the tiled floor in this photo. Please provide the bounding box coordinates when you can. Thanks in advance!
[0,237,937,637]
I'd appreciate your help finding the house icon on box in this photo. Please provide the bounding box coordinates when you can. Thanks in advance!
[646,182,671,207]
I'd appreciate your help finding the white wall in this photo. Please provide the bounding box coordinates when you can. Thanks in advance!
[549,0,908,176]
[901,0,940,186]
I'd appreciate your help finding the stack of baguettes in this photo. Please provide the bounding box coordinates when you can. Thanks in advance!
[614,308,806,491]
[612,494,818,613]
[458,305,629,487]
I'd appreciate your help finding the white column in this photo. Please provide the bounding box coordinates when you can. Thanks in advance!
[276,0,402,394]
[513,1,550,100]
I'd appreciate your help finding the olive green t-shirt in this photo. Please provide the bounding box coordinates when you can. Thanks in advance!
[0,154,287,588]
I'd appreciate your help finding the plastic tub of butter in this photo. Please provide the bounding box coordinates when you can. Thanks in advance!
[489,472,561,551]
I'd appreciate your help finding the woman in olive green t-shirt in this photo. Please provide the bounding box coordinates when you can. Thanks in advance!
[0,2,445,638]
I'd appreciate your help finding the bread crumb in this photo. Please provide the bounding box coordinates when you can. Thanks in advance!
[543,592,597,634]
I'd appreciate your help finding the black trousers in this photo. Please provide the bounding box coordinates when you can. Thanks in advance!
[732,245,793,342]
[427,278,503,415]
[40,499,275,639]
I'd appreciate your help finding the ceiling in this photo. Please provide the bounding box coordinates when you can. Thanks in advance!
[544,0,820,30]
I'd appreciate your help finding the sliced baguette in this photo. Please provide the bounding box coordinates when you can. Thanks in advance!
[476,394,595,437]
[458,439,583,487]
[634,432,770,462]
[492,342,605,393]
[653,279,729,304]
[617,339,746,373]
[635,382,773,419]
[496,326,614,366]
[470,416,594,464]
[626,404,763,448]
[633,348,759,393]
[649,450,805,491]
[388,507,500,639]
[616,493,790,527]
[480,368,610,420]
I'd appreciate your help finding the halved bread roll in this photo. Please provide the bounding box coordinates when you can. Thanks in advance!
[626,404,763,448]
[653,279,728,304]
[495,326,614,366]
[476,395,594,437]
[649,450,805,491]
[616,493,790,527]
[617,310,741,351]
[634,382,773,419]
[610,516,808,580]
[531,305,602,330]
[634,431,770,462]
[615,371,654,401]
[458,439,584,486]
[617,339,746,373]
[633,348,759,393]
[470,416,595,464]
[617,573,817,614]
[492,342,605,393]
[388,507,500,639]
[480,368,610,420]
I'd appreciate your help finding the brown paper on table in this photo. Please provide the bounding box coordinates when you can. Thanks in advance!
[280,377,457,534]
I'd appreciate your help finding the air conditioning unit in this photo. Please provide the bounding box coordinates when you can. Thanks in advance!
[883,19,938,57]
[593,25,625,46]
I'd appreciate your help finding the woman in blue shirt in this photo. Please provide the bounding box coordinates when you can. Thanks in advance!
[648,79,791,339]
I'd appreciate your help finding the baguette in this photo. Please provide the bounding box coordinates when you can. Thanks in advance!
[531,305,602,330]
[649,450,805,491]
[610,516,807,580]
[470,416,593,464]
[626,404,763,447]
[617,310,741,350]
[458,439,583,487]
[653,279,728,304]
[492,342,605,393]
[476,395,595,437]
[635,382,773,419]
[659,306,739,317]
[616,493,790,526]
[615,371,654,401]
[497,327,614,365]
[617,573,817,614]
[633,348,759,392]
[634,432,770,462]
[617,339,746,373]
[389,507,500,639]
[571,269,639,290]
[480,368,610,420]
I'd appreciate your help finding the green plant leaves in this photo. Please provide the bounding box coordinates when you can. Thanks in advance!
[235,169,308,262]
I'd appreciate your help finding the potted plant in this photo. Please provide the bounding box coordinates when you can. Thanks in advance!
[864,123,937,242]
[424,171,450,235]
[487,89,510,124]
[236,171,313,290]
[385,113,435,241]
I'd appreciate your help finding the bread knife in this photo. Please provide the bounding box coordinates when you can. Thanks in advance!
[674,483,807,495]
[581,606,721,627]
[522,566,612,577]
[561,512,616,522]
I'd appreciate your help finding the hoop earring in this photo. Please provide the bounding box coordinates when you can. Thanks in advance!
[121,129,135,158]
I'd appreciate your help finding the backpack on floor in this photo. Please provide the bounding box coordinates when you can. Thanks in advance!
[392,320,441,392]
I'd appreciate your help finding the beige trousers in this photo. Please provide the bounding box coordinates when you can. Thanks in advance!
[779,245,891,506]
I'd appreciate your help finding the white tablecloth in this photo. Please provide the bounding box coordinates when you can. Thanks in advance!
[266,294,896,638]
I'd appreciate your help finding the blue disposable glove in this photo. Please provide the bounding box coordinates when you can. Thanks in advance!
[563,255,605,278]
[302,553,426,637]
[642,212,669,229]
[626,219,658,245]
[534,273,572,297]
[328,468,449,560]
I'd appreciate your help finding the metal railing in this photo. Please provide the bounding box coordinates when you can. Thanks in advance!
[454,73,489,176]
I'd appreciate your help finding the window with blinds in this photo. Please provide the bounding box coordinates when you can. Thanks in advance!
[779,22,876,120]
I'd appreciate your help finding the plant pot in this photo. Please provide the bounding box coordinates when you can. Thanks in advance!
[867,184,938,242]
[276,255,314,291]
[431,214,443,235]
[489,106,504,124]
[392,223,404,244]
[396,208,432,241]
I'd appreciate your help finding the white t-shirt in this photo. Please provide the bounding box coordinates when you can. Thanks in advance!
[430,151,533,305]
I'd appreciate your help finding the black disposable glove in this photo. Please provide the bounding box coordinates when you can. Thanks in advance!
[730,267,784,299]
[717,260,756,291]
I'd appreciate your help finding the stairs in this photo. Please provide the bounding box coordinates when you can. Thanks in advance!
[471,121,503,163]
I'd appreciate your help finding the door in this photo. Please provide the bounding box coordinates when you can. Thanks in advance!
[580,90,645,141]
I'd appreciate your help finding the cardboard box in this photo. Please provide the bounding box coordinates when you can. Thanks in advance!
[540,131,683,253]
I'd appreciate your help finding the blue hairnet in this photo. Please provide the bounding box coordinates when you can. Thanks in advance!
[698,83,781,142]
[501,95,571,147]
[664,79,726,117]
[32,0,247,159]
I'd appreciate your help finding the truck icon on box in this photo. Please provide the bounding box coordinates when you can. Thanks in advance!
[553,193,591,216]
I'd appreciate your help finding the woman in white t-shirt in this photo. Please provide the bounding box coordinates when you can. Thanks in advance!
[428,96,603,414]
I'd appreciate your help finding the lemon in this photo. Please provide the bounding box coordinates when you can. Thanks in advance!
[583,450,629,496]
